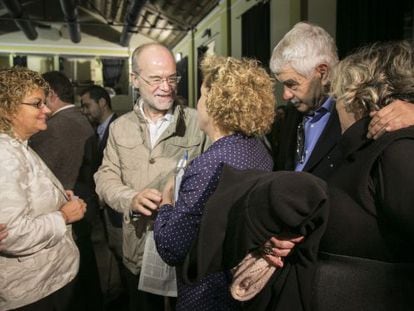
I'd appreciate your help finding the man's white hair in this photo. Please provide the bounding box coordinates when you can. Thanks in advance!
[270,22,339,78]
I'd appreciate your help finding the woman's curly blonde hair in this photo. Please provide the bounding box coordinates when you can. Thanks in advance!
[200,55,276,136]
[0,67,49,134]
[330,41,414,119]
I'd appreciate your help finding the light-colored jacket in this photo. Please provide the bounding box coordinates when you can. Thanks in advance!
[0,134,79,311]
[95,102,207,274]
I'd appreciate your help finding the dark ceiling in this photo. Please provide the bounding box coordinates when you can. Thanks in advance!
[0,0,220,48]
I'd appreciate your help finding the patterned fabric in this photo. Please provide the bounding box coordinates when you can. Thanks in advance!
[154,133,273,311]
[0,134,79,311]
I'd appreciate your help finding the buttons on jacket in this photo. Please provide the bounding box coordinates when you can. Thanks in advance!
[149,158,156,164]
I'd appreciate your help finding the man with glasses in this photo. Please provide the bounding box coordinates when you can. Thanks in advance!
[95,43,207,311]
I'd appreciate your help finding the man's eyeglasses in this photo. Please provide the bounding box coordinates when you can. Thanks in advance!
[21,101,47,109]
[133,71,181,87]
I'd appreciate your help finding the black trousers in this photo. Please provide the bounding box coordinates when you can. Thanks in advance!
[71,219,103,311]
[125,268,176,311]
[12,278,76,311]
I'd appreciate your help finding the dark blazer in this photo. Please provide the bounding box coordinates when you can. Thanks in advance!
[75,113,118,223]
[97,113,118,166]
[271,102,343,181]
[30,106,94,189]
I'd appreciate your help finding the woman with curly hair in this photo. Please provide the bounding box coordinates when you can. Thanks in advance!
[154,55,275,310]
[312,41,414,310]
[0,67,86,311]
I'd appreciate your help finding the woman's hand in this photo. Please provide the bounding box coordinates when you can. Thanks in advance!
[160,176,175,206]
[262,235,304,268]
[65,190,75,201]
[60,198,87,224]
[0,224,8,251]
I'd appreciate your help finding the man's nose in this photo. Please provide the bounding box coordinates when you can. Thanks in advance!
[282,87,294,101]
[159,79,173,91]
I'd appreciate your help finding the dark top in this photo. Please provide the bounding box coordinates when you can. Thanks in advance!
[75,113,118,224]
[154,133,273,311]
[30,106,94,189]
[313,117,414,311]
[270,102,342,181]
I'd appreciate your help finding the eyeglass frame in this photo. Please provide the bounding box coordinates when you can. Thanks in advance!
[21,101,47,109]
[132,71,182,87]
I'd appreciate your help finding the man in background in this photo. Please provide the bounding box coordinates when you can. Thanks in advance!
[30,71,102,311]
[79,85,125,309]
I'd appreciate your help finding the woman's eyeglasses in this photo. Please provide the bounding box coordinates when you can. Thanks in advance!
[21,101,47,109]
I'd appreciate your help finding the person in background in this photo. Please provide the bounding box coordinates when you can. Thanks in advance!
[79,85,120,235]
[154,55,275,310]
[95,42,207,311]
[30,71,94,190]
[29,71,101,311]
[79,85,125,308]
[0,67,86,311]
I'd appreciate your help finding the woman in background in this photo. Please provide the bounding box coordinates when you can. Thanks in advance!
[0,67,86,311]
[154,55,275,310]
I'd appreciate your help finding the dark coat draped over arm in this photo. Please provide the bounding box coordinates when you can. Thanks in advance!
[183,165,330,311]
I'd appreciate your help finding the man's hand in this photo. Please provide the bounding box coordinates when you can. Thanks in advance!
[0,224,8,251]
[262,235,304,268]
[368,100,414,139]
[131,188,162,216]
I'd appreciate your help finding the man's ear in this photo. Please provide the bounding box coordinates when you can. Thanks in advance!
[315,64,329,85]
[98,98,106,109]
[131,73,140,89]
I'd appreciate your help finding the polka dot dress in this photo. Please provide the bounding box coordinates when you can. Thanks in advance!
[154,133,273,311]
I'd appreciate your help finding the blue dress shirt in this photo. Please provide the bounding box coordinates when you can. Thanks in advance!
[154,133,273,311]
[295,97,335,171]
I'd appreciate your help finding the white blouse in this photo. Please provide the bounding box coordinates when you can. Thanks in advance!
[0,133,79,310]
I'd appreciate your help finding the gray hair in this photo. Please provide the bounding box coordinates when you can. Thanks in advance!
[330,41,414,118]
[270,22,338,78]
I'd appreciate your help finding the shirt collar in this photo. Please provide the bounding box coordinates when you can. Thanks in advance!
[52,104,75,116]
[305,96,335,123]
[138,98,173,124]
[97,113,114,138]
